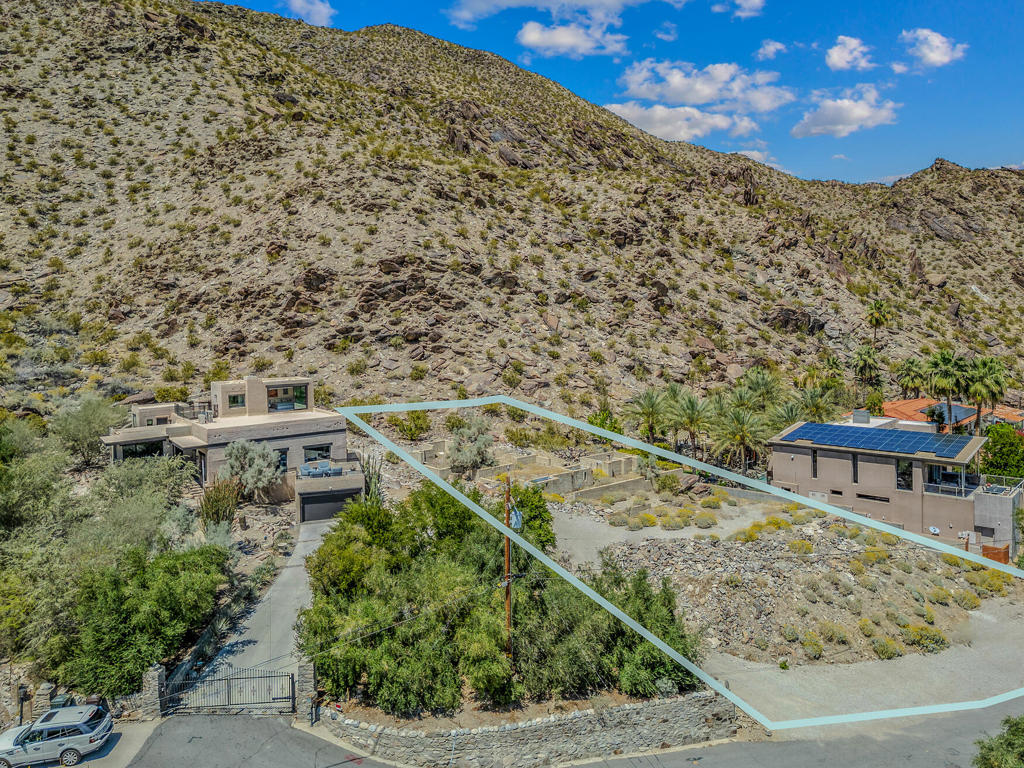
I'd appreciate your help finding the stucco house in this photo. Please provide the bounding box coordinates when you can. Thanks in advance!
[101,375,363,522]
[768,412,1022,550]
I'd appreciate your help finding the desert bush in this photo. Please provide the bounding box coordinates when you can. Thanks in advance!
[723,572,742,588]
[953,589,981,610]
[900,624,949,653]
[699,497,720,509]
[222,440,283,502]
[693,511,717,528]
[817,621,848,644]
[627,516,644,530]
[973,714,1024,768]
[608,512,628,527]
[781,624,799,642]
[654,474,681,494]
[871,637,903,660]
[791,510,810,524]
[894,560,913,573]
[199,479,239,528]
[859,546,889,565]
[880,532,900,545]
[858,618,875,637]
[941,553,965,568]
[788,539,813,554]
[764,515,791,530]
[849,558,865,575]
[965,569,1014,596]
[450,416,495,474]
[928,587,952,605]
[638,512,657,527]
[800,631,823,659]
[50,395,124,465]
[387,410,431,440]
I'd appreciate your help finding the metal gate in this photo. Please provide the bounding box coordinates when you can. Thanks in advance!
[162,667,295,715]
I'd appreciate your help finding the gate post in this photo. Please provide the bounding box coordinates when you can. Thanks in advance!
[141,664,166,719]
[295,661,315,722]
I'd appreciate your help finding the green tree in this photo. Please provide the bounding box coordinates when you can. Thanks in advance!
[449,416,495,475]
[742,367,783,410]
[822,354,845,390]
[894,357,926,398]
[198,479,240,528]
[586,397,623,442]
[623,388,667,444]
[966,356,1007,435]
[973,714,1024,768]
[798,387,838,423]
[865,390,885,416]
[50,395,124,466]
[769,400,804,430]
[979,424,1024,478]
[852,345,880,400]
[222,440,283,502]
[665,392,710,459]
[926,350,968,430]
[710,407,771,473]
[866,299,893,347]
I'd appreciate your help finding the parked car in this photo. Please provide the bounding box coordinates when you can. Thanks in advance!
[0,705,112,767]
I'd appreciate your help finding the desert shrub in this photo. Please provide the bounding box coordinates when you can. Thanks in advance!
[693,511,717,528]
[199,479,239,528]
[859,546,889,565]
[923,606,935,624]
[928,587,952,605]
[731,528,759,542]
[916,559,932,571]
[50,395,124,465]
[222,440,283,502]
[154,385,189,402]
[871,637,903,660]
[844,596,862,614]
[973,714,1024,768]
[800,631,823,659]
[627,516,644,530]
[764,515,791,530]
[699,497,720,509]
[829,524,850,538]
[965,569,1014,596]
[858,618,875,637]
[900,624,949,653]
[894,560,913,574]
[791,510,810,524]
[781,624,799,642]
[387,410,431,440]
[638,512,657,527]
[941,553,965,568]
[654,474,681,494]
[450,416,495,474]
[788,539,813,554]
[817,621,848,644]
[444,412,467,432]
[849,558,865,575]
[880,532,900,546]
[723,572,742,588]
[953,589,981,610]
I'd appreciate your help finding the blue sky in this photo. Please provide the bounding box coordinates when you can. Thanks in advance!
[226,0,1023,183]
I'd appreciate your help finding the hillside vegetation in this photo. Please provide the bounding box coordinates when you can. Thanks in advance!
[2,0,1024,416]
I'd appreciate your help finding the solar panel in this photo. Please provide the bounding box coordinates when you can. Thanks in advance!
[781,423,972,458]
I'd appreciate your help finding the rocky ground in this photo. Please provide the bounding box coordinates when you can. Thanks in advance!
[2,0,1024,422]
[603,508,1023,666]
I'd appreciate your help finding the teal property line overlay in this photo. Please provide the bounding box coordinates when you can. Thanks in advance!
[337,396,1024,731]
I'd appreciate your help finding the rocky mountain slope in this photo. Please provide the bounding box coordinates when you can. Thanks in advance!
[2,0,1024,414]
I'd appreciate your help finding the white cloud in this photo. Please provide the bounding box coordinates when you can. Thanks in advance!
[286,0,336,26]
[899,28,967,68]
[712,0,764,18]
[832,153,850,160]
[890,61,909,74]
[875,173,908,185]
[1001,161,1024,170]
[825,35,874,71]
[606,101,744,141]
[654,21,677,41]
[516,20,627,56]
[791,84,900,138]
[620,58,795,112]
[755,39,786,60]
[447,0,689,29]
[737,147,783,169]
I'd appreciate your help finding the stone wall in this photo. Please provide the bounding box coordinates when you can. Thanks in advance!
[322,691,735,768]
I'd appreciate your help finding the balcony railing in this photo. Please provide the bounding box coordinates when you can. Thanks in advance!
[174,403,219,422]
[297,460,360,479]
[977,474,1024,496]
[922,482,977,498]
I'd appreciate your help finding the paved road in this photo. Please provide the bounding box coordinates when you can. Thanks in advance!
[123,701,1021,768]
[204,520,334,676]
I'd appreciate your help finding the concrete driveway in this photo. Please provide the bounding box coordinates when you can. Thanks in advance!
[204,520,334,676]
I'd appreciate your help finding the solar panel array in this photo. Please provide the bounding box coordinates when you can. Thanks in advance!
[780,423,972,459]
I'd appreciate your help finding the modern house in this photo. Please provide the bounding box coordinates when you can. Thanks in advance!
[101,376,363,522]
[876,397,1024,433]
[768,413,1022,550]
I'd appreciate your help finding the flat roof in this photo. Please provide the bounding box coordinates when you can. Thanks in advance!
[207,407,341,428]
[169,434,206,449]
[100,425,168,446]
[770,421,986,464]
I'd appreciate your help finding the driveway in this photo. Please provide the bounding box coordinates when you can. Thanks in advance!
[204,520,334,676]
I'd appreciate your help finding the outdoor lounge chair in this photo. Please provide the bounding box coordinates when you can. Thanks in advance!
[317,460,331,473]
[329,466,345,477]
[299,464,312,477]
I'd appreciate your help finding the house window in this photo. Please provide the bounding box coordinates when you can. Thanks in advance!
[303,444,331,462]
[830,489,843,496]
[275,448,289,471]
[267,385,308,411]
[146,418,154,426]
[851,454,859,484]
[228,394,246,409]
[122,440,164,459]
[856,492,890,503]
[896,460,913,491]
[811,450,818,479]
[156,416,168,425]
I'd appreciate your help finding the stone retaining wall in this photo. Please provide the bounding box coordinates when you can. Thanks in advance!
[322,691,736,767]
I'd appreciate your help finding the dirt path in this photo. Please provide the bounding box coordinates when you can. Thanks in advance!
[703,598,1024,722]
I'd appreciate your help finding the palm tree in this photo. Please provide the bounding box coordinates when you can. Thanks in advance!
[623,387,667,444]
[728,386,758,411]
[710,407,771,474]
[926,350,967,430]
[894,357,926,399]
[742,367,783,410]
[822,353,844,390]
[661,382,685,448]
[965,356,1007,435]
[798,387,838,423]
[866,299,893,347]
[769,399,804,430]
[796,365,821,390]
[852,345,880,401]
[666,391,710,459]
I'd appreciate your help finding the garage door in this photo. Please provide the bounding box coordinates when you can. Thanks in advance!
[299,490,359,522]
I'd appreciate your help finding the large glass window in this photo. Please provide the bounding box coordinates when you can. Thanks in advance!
[851,454,859,484]
[275,448,288,471]
[122,440,164,459]
[228,393,246,409]
[303,444,331,462]
[896,460,913,491]
[811,450,818,479]
[267,385,308,411]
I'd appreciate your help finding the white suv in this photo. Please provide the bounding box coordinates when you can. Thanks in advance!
[0,706,113,767]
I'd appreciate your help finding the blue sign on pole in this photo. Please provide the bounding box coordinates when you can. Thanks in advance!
[510,505,523,530]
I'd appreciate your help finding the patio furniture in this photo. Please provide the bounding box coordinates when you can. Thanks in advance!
[317,460,331,473]
[329,466,345,477]
[299,464,312,477]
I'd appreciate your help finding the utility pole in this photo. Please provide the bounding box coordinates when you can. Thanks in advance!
[504,474,512,660]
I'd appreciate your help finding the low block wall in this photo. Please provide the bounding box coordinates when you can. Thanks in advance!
[322,691,736,768]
